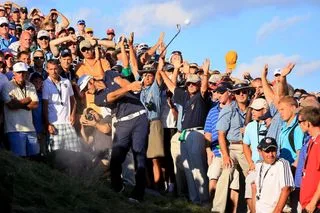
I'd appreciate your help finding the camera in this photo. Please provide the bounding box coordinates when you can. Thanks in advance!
[85,112,94,121]
[145,101,156,111]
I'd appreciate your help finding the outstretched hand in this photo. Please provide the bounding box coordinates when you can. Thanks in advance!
[262,64,268,77]
[281,63,295,77]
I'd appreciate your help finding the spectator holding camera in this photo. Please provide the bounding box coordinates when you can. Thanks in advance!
[139,59,164,191]
[79,107,112,158]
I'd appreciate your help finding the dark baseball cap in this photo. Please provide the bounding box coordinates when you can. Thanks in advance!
[257,137,278,151]
[215,82,233,94]
[60,48,71,57]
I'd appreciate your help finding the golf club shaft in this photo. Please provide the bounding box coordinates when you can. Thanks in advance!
[159,24,181,57]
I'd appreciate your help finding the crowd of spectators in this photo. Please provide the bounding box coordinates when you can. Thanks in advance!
[1,1,320,212]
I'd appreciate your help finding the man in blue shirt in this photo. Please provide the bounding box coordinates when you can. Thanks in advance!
[213,82,251,213]
[0,17,18,51]
[204,82,233,203]
[95,70,148,203]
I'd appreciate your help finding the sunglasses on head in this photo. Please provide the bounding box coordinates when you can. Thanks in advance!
[34,56,44,60]
[81,47,92,52]
[38,36,49,41]
[234,90,248,95]
[171,51,182,55]
[0,23,8,28]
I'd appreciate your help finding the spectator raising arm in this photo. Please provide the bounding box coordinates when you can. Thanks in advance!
[261,64,276,105]
[159,69,176,94]
[278,63,295,99]
[128,32,139,79]
[49,34,77,57]
[201,58,210,97]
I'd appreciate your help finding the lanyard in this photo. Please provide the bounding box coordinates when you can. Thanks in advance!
[258,163,273,196]
[49,77,64,106]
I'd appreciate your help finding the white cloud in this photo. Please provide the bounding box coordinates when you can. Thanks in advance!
[235,54,320,79]
[118,1,193,36]
[256,15,310,41]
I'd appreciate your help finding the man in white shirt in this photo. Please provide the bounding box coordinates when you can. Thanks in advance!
[255,137,295,213]
[2,62,39,156]
[43,59,80,152]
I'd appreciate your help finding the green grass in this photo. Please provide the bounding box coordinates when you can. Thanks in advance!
[0,151,211,213]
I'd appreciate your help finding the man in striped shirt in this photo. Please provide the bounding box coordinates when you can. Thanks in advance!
[255,137,295,213]
[204,82,233,203]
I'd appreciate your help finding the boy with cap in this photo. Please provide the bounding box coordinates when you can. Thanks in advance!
[36,30,53,62]
[243,98,270,212]
[255,137,295,213]
[1,62,39,157]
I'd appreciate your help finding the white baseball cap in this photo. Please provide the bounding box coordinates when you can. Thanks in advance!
[13,62,29,72]
[37,30,50,39]
[0,17,9,26]
[250,98,269,110]
[273,68,281,76]
[77,74,93,92]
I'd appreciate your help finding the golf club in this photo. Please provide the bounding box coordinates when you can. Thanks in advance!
[159,24,181,56]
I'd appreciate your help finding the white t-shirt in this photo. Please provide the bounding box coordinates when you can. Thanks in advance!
[255,158,295,213]
[42,76,74,125]
[2,80,38,133]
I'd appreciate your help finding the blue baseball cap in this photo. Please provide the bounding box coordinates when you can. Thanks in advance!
[23,22,35,30]
[77,20,85,25]
[8,22,15,30]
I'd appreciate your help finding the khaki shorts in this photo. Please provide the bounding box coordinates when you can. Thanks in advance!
[147,120,164,158]
[207,156,223,180]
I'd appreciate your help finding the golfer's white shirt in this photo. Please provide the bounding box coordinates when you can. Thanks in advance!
[255,158,295,213]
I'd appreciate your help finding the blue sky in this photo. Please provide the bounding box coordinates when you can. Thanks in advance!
[9,0,320,92]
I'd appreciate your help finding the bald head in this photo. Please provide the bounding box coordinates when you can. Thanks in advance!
[20,31,32,50]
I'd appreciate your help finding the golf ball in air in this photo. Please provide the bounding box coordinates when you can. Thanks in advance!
[184,19,191,25]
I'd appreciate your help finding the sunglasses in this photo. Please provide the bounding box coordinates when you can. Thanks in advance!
[298,119,306,124]
[34,56,44,60]
[81,47,92,52]
[38,37,49,41]
[209,82,217,86]
[186,82,199,87]
[26,27,35,31]
[0,23,8,28]
[87,31,93,34]
[46,29,55,32]
[234,90,248,95]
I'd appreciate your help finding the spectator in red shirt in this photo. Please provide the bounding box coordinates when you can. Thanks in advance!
[298,106,320,213]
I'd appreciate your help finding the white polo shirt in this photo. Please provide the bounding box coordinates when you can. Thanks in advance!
[42,76,74,125]
[255,158,295,213]
[2,80,38,133]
